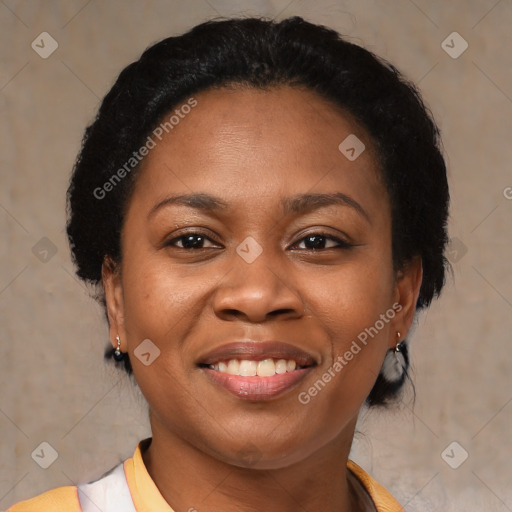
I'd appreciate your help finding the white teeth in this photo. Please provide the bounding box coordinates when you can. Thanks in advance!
[239,360,257,376]
[210,358,302,376]
[275,359,288,374]
[227,359,240,375]
[257,358,276,377]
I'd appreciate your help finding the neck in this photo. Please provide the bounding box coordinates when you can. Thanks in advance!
[142,414,365,512]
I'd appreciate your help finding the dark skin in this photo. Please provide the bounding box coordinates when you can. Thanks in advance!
[103,86,422,512]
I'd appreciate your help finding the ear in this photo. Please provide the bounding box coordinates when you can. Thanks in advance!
[102,256,126,352]
[389,255,423,348]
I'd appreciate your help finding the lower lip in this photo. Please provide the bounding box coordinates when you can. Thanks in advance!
[201,367,312,401]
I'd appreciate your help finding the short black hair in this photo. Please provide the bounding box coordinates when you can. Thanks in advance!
[66,16,450,406]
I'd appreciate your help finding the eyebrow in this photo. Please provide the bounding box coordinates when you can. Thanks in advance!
[281,192,371,224]
[148,192,370,224]
[148,193,228,219]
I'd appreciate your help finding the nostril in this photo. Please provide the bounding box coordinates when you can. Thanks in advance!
[221,309,244,319]
[269,308,295,317]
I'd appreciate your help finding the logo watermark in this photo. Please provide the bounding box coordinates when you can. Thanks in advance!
[298,302,402,405]
[93,97,197,200]
[441,441,469,469]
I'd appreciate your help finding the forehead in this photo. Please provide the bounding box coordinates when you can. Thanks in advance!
[131,86,387,218]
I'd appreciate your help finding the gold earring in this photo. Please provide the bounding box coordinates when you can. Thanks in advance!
[113,335,124,361]
[381,331,407,382]
[394,331,402,352]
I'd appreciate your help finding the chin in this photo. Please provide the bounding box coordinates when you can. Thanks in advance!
[209,435,322,471]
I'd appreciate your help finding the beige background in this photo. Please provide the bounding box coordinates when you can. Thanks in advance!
[1,1,511,510]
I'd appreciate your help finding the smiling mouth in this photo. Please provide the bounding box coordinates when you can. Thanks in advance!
[197,344,317,400]
[200,357,309,377]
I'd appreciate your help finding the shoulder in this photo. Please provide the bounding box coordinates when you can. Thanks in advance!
[6,441,147,512]
[348,459,404,512]
[6,485,81,512]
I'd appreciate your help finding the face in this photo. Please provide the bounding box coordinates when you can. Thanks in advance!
[103,86,421,469]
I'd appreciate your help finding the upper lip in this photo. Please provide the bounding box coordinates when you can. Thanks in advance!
[198,341,317,367]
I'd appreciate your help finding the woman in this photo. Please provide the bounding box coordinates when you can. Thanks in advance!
[8,16,449,512]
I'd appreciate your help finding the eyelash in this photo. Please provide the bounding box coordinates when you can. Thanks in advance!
[164,231,353,251]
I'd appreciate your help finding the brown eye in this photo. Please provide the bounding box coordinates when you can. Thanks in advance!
[166,233,218,249]
[294,233,352,250]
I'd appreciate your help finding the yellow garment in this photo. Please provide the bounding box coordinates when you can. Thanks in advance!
[8,439,404,511]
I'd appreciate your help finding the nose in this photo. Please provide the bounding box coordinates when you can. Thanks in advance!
[212,252,304,324]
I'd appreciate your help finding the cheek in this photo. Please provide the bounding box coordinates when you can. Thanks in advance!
[303,255,394,340]
[119,255,206,364]
[298,255,395,401]
[119,261,205,412]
